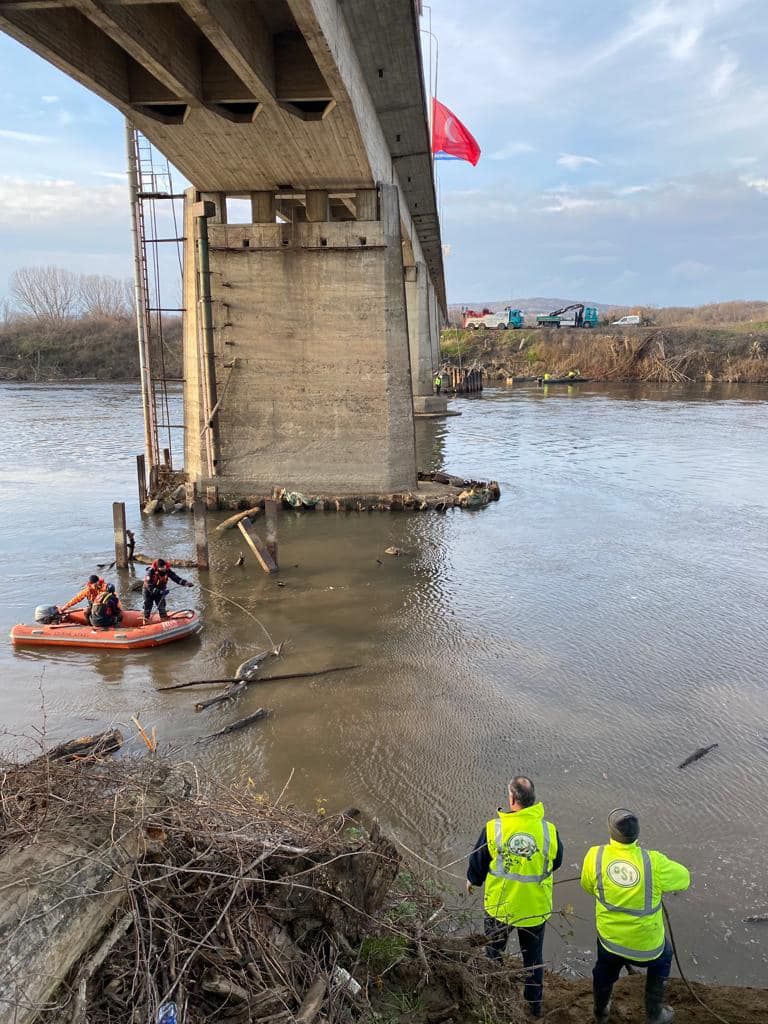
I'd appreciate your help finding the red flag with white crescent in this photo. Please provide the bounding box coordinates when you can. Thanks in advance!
[431,98,481,166]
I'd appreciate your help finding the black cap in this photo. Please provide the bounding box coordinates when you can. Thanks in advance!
[89,574,100,584]
[608,808,639,843]
[106,583,116,593]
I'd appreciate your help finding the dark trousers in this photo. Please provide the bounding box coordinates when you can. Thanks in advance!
[484,915,545,1012]
[143,589,167,619]
[593,938,672,996]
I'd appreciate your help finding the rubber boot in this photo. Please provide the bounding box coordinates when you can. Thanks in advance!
[645,976,674,1024]
[593,986,612,1023]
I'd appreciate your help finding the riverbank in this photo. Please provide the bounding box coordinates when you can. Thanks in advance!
[0,319,181,381]
[2,746,766,1024]
[441,325,768,383]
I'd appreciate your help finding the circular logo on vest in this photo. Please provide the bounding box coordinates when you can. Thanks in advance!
[606,860,640,887]
[507,832,538,860]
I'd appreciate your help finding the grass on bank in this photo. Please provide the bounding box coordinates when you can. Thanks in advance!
[441,325,768,383]
[0,317,182,382]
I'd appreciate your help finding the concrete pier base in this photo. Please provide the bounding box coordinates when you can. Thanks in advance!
[412,395,452,416]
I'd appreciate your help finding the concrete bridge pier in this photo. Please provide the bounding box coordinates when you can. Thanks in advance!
[183,182,420,500]
[405,260,447,415]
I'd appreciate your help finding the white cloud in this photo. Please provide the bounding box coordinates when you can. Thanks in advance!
[539,195,603,213]
[669,26,702,61]
[41,95,59,104]
[742,176,768,195]
[617,185,653,195]
[489,141,536,160]
[0,176,127,224]
[94,171,128,181]
[557,153,601,170]
[0,128,51,144]
[562,253,617,264]
[710,52,738,98]
[670,260,712,281]
[730,156,758,168]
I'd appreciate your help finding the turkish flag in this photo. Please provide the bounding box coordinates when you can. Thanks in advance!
[431,98,481,166]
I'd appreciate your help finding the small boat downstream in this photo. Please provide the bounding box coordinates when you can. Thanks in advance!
[10,609,201,650]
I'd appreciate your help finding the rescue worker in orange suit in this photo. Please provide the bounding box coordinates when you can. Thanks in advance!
[581,809,690,1024]
[58,574,105,624]
[466,776,563,1018]
[142,558,193,625]
[90,583,123,628]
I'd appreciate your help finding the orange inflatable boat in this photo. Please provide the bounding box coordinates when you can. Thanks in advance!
[10,609,201,650]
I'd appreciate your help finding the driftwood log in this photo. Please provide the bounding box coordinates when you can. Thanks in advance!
[215,505,263,532]
[132,552,199,569]
[192,665,361,712]
[159,664,360,693]
[26,729,123,766]
[199,707,271,740]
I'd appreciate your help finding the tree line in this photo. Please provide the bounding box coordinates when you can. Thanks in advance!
[3,266,134,327]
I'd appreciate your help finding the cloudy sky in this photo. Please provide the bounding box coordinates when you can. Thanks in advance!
[1,0,768,307]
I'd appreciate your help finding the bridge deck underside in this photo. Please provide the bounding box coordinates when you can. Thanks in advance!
[0,0,445,309]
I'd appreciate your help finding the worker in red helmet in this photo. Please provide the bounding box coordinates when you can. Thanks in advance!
[142,558,193,625]
[58,574,105,624]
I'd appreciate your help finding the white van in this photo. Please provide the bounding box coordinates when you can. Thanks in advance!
[611,315,641,326]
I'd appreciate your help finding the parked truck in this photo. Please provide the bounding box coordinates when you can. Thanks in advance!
[463,307,524,330]
[536,303,598,328]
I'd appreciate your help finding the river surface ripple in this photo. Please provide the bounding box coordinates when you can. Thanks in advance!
[1,380,767,985]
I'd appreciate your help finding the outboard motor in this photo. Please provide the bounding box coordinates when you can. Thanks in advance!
[34,605,61,625]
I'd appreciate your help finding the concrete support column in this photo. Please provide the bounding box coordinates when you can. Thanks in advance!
[305,189,329,222]
[250,191,276,223]
[405,260,447,415]
[405,261,433,397]
[199,191,227,223]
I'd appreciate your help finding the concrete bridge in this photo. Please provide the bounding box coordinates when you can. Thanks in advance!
[0,0,447,497]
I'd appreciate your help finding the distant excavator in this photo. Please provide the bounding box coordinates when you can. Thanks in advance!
[536,303,598,328]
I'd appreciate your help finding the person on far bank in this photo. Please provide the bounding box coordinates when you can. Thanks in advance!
[581,809,690,1024]
[434,371,442,394]
[58,574,105,624]
[90,583,123,628]
[142,558,193,625]
[466,775,563,1018]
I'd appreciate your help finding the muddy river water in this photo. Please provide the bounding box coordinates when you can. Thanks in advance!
[1,381,767,985]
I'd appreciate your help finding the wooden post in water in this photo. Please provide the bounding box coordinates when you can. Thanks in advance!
[205,485,219,511]
[264,499,279,567]
[238,516,278,574]
[193,492,210,571]
[136,454,147,508]
[113,502,128,568]
[163,448,172,471]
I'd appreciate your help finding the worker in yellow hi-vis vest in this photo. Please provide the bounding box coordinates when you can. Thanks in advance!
[466,776,563,1019]
[581,809,690,1024]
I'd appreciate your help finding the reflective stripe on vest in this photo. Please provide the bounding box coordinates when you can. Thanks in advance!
[490,817,553,883]
[598,934,667,960]
[595,846,661,917]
